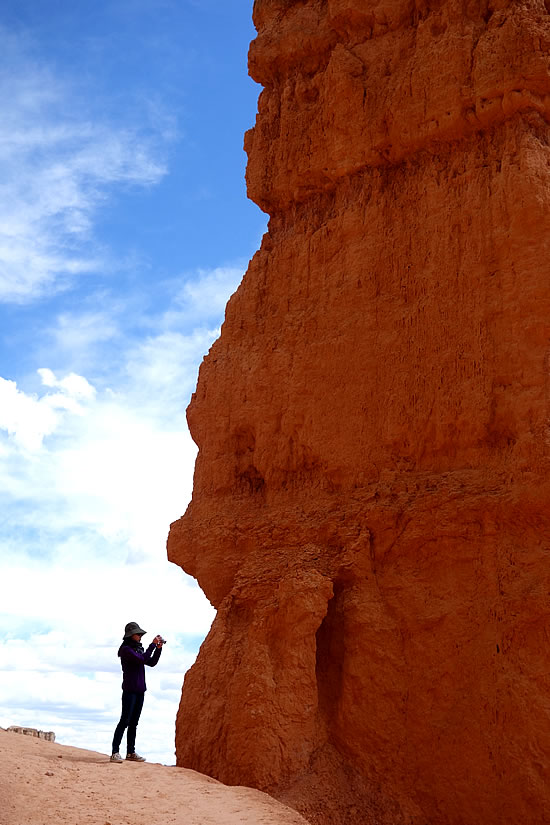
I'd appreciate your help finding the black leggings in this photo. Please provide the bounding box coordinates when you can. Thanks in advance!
[112,690,144,755]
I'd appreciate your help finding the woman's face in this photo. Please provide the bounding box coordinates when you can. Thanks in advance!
[131,633,143,642]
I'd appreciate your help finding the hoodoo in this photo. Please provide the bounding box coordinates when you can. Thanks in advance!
[168,1,550,823]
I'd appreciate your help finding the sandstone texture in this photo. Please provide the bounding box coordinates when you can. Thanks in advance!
[168,1,550,823]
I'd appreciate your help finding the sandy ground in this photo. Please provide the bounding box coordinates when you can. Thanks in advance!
[0,729,309,825]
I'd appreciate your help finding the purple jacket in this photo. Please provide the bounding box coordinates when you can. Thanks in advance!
[118,641,161,693]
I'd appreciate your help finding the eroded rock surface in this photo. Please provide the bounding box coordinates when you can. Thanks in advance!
[7,726,56,742]
[168,1,550,823]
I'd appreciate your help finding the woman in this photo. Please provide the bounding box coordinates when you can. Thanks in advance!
[111,621,164,763]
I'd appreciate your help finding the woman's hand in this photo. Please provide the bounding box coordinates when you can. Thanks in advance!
[153,634,165,648]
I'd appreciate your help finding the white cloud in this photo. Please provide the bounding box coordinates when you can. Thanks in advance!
[0,373,194,552]
[0,576,209,763]
[0,23,246,764]
[175,265,244,322]
[0,377,57,451]
[0,261,246,762]
[0,636,199,763]
[0,386,212,764]
[0,32,168,303]
[37,368,96,400]
[0,370,97,451]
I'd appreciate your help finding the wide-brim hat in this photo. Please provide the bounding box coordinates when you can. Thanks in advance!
[124,621,147,638]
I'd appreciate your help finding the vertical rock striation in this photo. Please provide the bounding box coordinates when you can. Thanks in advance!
[168,1,550,823]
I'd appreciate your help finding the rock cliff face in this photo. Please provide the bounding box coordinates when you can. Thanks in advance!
[167,1,550,823]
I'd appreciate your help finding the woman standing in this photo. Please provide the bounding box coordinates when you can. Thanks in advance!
[111,621,164,763]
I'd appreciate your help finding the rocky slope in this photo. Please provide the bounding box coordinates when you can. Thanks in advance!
[168,1,550,823]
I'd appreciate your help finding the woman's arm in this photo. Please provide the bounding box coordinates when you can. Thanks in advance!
[144,642,162,667]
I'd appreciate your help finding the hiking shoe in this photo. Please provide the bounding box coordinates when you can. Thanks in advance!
[126,752,146,762]
[110,752,123,763]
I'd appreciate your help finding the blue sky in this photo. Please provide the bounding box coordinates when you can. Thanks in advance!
[0,0,265,764]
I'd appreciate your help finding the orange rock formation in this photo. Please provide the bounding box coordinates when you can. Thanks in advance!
[168,1,550,823]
